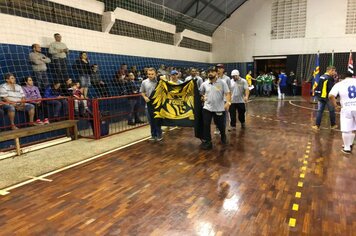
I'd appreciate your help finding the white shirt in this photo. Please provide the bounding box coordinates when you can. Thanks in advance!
[329,78,356,111]
[230,78,248,103]
[0,83,25,102]
[200,79,229,112]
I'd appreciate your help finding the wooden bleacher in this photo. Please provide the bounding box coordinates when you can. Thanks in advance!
[0,120,79,156]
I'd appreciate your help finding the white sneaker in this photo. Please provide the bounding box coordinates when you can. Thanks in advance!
[214,129,220,135]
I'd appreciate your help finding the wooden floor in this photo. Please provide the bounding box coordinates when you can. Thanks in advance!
[0,99,355,235]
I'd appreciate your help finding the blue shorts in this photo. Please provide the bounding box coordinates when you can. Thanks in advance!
[79,75,91,87]
[3,103,35,112]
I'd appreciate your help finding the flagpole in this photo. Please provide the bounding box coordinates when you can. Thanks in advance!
[331,50,334,66]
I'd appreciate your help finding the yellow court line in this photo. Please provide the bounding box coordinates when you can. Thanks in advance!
[300,173,305,178]
[289,218,296,227]
[295,192,302,198]
[298,182,303,187]
[292,204,299,211]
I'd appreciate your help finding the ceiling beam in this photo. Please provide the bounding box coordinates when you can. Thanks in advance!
[199,0,227,17]
[193,0,213,18]
[181,0,199,15]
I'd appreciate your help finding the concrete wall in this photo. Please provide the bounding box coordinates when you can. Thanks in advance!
[212,0,356,63]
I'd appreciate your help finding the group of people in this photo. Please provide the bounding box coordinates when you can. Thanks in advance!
[30,33,110,99]
[312,65,355,155]
[249,70,298,99]
[140,64,250,150]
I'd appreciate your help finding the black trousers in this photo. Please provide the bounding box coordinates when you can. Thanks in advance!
[229,103,246,126]
[203,109,225,142]
[52,58,69,81]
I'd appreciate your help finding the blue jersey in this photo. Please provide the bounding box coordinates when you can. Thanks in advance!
[279,73,287,87]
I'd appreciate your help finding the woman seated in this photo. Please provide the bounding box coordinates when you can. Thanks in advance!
[22,76,49,124]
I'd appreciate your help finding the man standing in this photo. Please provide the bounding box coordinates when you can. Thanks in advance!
[200,67,231,150]
[49,33,69,82]
[229,70,249,130]
[255,72,265,97]
[140,68,162,141]
[184,68,203,88]
[29,43,51,91]
[329,71,355,154]
[214,64,231,134]
[0,73,36,129]
[278,70,288,99]
[312,66,337,130]
[91,64,109,97]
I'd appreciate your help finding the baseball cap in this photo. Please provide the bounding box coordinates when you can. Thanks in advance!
[207,66,218,73]
[231,69,240,76]
[216,64,225,69]
[170,70,178,75]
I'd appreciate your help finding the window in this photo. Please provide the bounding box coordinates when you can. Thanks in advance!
[271,0,307,39]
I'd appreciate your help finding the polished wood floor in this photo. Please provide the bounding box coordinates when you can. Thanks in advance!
[0,99,354,235]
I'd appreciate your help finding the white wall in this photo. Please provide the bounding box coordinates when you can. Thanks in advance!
[0,1,212,63]
[212,0,356,63]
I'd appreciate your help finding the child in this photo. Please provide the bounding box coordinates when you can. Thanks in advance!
[71,82,91,117]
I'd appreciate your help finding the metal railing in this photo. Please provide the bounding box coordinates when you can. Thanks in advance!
[0,94,148,151]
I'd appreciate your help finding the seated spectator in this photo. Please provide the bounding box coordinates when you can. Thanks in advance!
[91,64,109,97]
[72,52,91,98]
[130,65,138,77]
[29,43,51,92]
[71,82,91,117]
[0,102,5,128]
[0,73,36,129]
[114,64,127,85]
[125,72,143,125]
[60,77,73,97]
[22,76,49,124]
[44,81,68,120]
[114,72,127,96]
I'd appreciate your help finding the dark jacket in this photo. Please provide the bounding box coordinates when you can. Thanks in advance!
[72,59,91,75]
[314,73,334,100]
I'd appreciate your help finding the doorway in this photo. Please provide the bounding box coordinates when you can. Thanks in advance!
[255,57,287,75]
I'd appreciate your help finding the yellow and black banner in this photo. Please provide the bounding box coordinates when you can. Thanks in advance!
[148,78,203,138]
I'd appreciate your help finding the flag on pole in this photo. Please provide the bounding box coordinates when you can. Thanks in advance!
[312,53,320,93]
[348,51,354,75]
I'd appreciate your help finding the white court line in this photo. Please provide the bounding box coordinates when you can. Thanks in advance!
[288,100,340,114]
[27,176,52,182]
[0,136,152,195]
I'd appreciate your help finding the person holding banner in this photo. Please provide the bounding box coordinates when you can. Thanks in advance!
[200,67,231,150]
[140,68,162,141]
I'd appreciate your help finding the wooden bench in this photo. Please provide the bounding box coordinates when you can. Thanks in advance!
[0,120,79,156]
